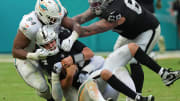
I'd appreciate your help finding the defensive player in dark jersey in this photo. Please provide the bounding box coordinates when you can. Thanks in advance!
[36,25,119,101]
[113,0,165,95]
[59,0,180,100]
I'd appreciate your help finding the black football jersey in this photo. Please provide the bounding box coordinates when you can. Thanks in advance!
[100,0,159,39]
[38,27,90,88]
[136,0,153,4]
[136,0,154,13]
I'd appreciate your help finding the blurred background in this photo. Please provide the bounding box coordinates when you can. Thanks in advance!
[1,0,180,53]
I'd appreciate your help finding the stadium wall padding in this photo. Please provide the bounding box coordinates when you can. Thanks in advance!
[0,0,178,53]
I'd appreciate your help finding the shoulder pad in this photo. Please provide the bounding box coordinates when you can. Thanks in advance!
[19,12,42,40]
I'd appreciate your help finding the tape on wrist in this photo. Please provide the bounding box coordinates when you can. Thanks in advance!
[71,31,79,42]
[72,53,84,64]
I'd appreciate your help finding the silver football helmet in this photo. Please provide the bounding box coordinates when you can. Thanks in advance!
[35,0,67,25]
[88,0,114,15]
[36,25,60,56]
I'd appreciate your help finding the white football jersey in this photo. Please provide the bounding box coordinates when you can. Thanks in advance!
[19,11,42,52]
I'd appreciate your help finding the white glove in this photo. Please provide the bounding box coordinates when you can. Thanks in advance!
[77,72,89,83]
[61,31,79,52]
[26,49,49,60]
[53,62,62,74]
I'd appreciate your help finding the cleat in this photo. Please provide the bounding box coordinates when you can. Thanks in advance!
[47,97,55,101]
[161,68,180,86]
[135,95,154,101]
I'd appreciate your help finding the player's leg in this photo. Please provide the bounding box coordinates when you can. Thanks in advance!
[102,84,119,101]
[63,86,78,101]
[113,35,128,51]
[82,56,105,74]
[51,72,63,101]
[100,69,154,101]
[129,25,161,93]
[157,35,166,53]
[15,59,53,100]
[129,42,180,86]
[101,45,154,101]
[113,34,144,96]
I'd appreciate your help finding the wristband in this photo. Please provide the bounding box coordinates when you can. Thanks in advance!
[72,53,84,64]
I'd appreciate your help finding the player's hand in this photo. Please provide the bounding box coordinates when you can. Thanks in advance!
[61,31,79,52]
[66,65,78,78]
[26,49,49,60]
[53,62,62,74]
[61,56,74,68]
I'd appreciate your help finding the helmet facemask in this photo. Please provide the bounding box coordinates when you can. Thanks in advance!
[36,25,60,56]
[88,0,114,15]
[89,0,103,15]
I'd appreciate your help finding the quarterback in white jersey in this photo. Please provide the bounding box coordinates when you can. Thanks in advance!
[12,0,80,101]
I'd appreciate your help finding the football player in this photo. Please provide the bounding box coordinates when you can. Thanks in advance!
[36,25,119,101]
[113,0,165,96]
[60,0,180,100]
[12,0,80,101]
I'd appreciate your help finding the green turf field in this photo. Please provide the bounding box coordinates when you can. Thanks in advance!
[0,58,179,101]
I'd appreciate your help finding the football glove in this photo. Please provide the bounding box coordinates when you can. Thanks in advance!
[26,49,49,60]
[53,62,62,74]
[61,31,79,52]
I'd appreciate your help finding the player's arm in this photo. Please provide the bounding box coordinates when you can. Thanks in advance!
[72,8,96,24]
[61,8,95,29]
[12,30,30,59]
[60,65,77,89]
[76,17,126,37]
[61,17,126,51]
[61,46,94,68]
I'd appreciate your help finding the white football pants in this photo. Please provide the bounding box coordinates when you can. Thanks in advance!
[15,58,51,99]
[114,25,161,63]
[62,56,119,101]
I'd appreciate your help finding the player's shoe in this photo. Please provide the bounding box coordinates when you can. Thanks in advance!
[135,95,154,101]
[47,97,55,101]
[106,98,113,101]
[161,68,180,86]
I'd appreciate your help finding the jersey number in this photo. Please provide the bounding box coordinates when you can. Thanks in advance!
[124,0,142,14]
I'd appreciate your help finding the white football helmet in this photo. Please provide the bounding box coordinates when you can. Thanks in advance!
[35,0,67,25]
[36,25,60,56]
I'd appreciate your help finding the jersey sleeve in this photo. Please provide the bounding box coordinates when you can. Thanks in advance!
[19,12,42,40]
